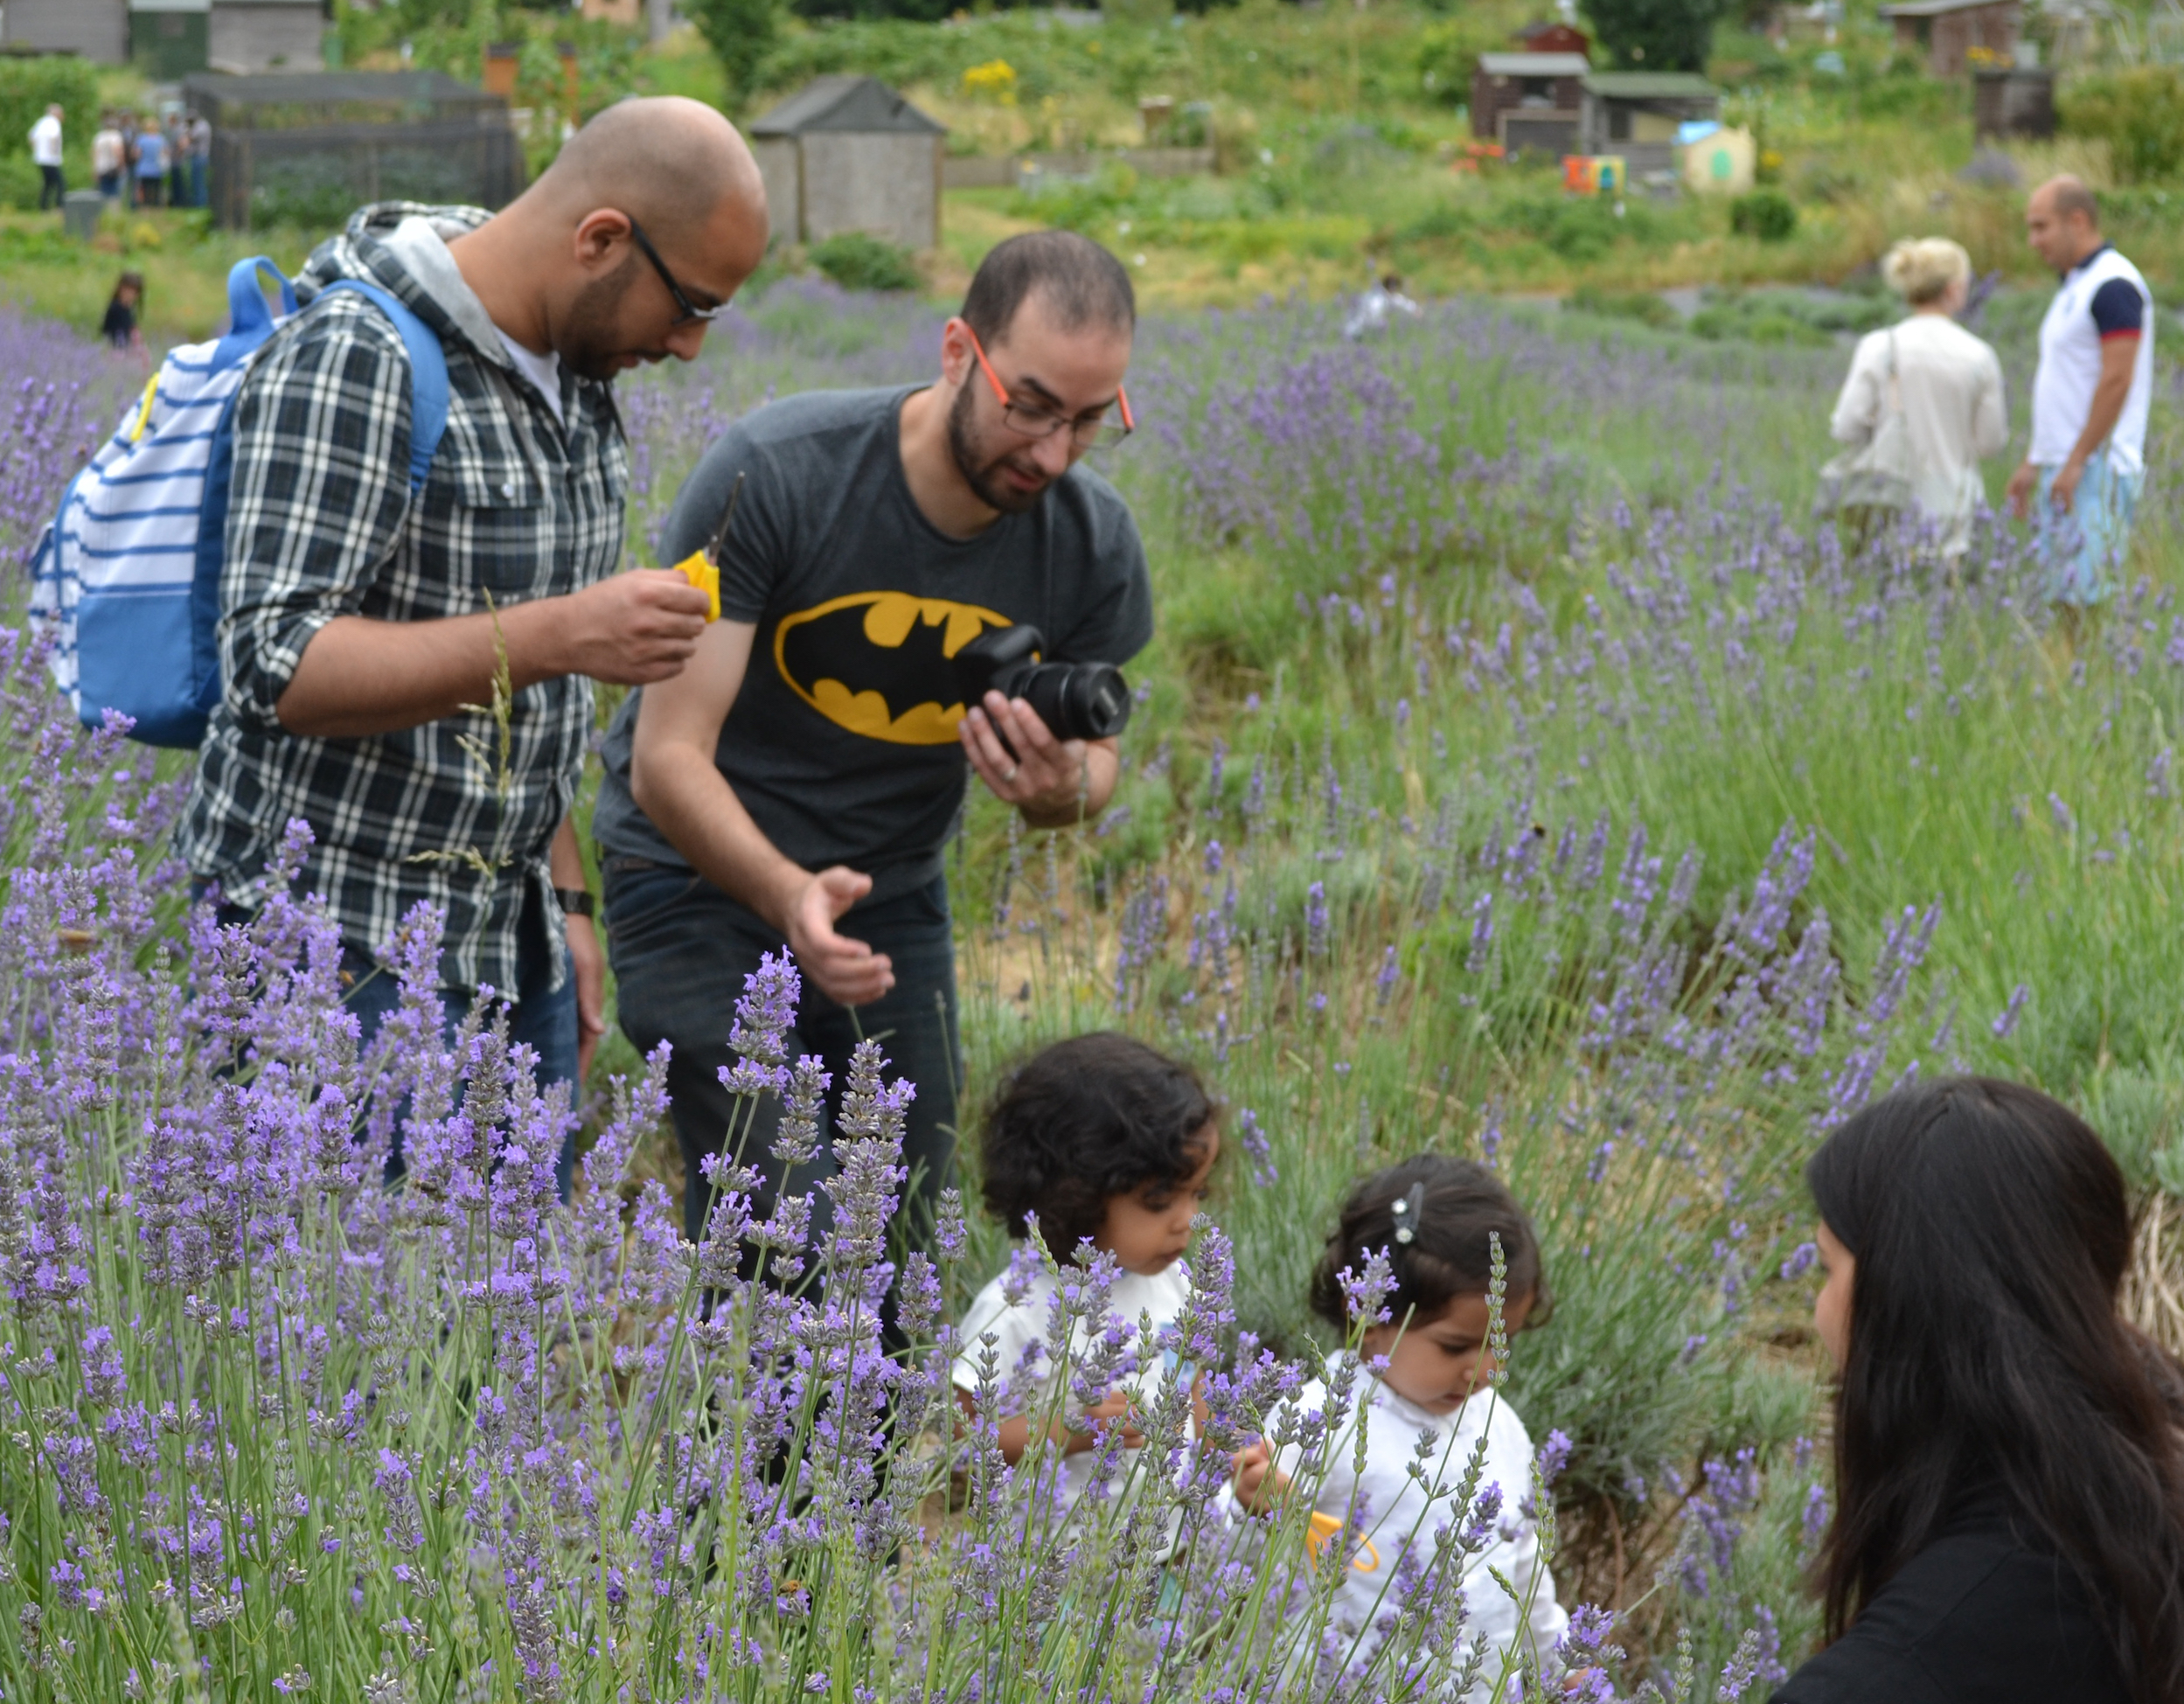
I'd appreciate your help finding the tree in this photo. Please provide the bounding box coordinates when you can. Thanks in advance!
[685,0,781,108]
[1580,0,1731,71]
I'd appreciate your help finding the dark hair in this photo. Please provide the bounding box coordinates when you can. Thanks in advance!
[979,1033,1215,1262]
[960,229,1136,349]
[109,271,144,305]
[1809,1076,2184,1702]
[1309,1154,1549,1333]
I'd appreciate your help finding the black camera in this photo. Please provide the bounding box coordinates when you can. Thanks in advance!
[954,624,1133,744]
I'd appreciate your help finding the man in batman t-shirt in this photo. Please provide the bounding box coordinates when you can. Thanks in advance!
[593,231,1153,1251]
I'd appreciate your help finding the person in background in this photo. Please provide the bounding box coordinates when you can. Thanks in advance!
[166,112,189,210]
[2005,176,2155,610]
[185,110,212,210]
[1770,1077,2184,1704]
[29,103,64,212]
[176,98,766,1201]
[1828,237,2007,562]
[92,112,125,202]
[132,117,167,209]
[101,271,145,353]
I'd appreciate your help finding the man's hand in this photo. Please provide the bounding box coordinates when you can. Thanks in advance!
[548,570,712,685]
[568,913,607,1082]
[2006,460,2040,520]
[962,692,1089,822]
[782,866,894,1007]
[2049,456,2084,515]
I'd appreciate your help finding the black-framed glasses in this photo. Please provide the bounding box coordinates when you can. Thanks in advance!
[626,216,730,327]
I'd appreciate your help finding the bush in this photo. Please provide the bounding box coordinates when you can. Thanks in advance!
[1730,187,1798,241]
[685,0,782,104]
[809,230,922,290]
[1566,282,1681,328]
[0,55,98,162]
[2060,66,2184,185]
[1581,0,1732,71]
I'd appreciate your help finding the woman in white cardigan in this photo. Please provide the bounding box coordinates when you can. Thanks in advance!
[1830,237,2008,560]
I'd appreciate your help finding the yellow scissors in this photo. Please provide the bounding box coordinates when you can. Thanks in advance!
[668,469,746,623]
[1305,1511,1380,1573]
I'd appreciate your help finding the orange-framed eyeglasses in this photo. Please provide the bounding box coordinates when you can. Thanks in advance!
[963,323,1135,452]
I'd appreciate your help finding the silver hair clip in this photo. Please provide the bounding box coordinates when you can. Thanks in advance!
[1391,1181,1426,1246]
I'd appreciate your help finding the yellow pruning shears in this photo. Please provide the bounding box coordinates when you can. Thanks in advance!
[1305,1511,1381,1573]
[667,468,745,623]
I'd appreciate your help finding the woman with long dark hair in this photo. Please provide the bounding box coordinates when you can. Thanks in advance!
[1773,1076,2184,1703]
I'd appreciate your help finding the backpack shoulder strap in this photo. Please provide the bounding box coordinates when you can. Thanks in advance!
[313,279,451,494]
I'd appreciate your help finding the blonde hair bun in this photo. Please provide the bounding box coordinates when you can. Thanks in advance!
[1882,237,1972,307]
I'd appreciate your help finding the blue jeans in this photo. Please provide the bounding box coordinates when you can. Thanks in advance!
[189,158,206,208]
[341,926,581,1201]
[209,887,580,1199]
[604,863,961,1254]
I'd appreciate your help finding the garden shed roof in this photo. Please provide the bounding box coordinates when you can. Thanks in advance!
[1478,52,1592,76]
[1581,72,1721,98]
[749,76,945,137]
[1877,0,2015,14]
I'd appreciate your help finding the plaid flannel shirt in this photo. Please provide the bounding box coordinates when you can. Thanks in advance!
[176,204,629,995]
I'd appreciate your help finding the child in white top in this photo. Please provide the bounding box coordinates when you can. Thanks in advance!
[1230,1156,1568,1700]
[953,1033,1220,1520]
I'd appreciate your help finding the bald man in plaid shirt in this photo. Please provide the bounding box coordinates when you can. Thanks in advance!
[178,99,767,1192]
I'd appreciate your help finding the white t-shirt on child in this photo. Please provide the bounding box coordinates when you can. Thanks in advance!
[952,1256,1195,1519]
[1249,1352,1568,1701]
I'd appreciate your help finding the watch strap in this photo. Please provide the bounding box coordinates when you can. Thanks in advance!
[554,886,596,919]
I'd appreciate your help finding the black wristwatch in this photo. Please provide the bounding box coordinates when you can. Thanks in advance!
[554,886,596,920]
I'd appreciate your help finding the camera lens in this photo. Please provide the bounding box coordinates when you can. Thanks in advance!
[1021,661,1132,741]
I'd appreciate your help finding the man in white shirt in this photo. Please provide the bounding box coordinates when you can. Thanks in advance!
[29,104,64,212]
[2005,175,2155,607]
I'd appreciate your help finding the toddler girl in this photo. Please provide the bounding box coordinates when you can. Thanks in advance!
[1230,1154,1568,1694]
[953,1032,1220,1515]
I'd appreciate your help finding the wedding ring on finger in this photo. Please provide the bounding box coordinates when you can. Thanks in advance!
[1000,763,1019,785]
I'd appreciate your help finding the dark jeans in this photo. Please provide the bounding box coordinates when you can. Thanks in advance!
[605,863,960,1254]
[38,165,63,210]
[210,887,581,1199]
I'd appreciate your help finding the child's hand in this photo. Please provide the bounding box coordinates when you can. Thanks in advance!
[1064,1389,1145,1455]
[1230,1438,1290,1512]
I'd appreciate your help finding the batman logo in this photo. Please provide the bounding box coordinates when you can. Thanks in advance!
[774,592,1012,746]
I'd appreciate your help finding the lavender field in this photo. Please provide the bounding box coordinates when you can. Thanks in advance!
[0,285,2180,1702]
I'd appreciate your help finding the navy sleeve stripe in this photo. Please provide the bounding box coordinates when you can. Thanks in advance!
[2089,277,2144,338]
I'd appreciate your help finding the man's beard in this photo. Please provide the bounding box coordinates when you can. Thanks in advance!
[560,252,660,383]
[947,381,1053,516]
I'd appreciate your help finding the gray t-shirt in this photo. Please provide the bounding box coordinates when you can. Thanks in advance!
[595,386,1154,903]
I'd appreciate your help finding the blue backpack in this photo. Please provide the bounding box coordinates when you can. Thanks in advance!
[30,257,450,748]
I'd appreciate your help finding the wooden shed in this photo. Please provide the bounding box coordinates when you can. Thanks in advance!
[208,0,325,73]
[1877,0,2021,76]
[1,0,129,61]
[1513,20,1593,56]
[1471,52,1589,152]
[748,76,946,254]
[1579,72,1721,175]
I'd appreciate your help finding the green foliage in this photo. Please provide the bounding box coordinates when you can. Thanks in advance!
[1730,186,1798,241]
[2060,66,2184,186]
[807,229,921,289]
[1566,282,1682,328]
[1581,0,1732,71]
[688,0,786,106]
[0,54,99,161]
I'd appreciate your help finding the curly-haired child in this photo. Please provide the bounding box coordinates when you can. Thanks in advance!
[953,1032,1220,1516]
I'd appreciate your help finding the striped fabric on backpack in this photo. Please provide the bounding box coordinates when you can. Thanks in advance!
[29,257,449,748]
